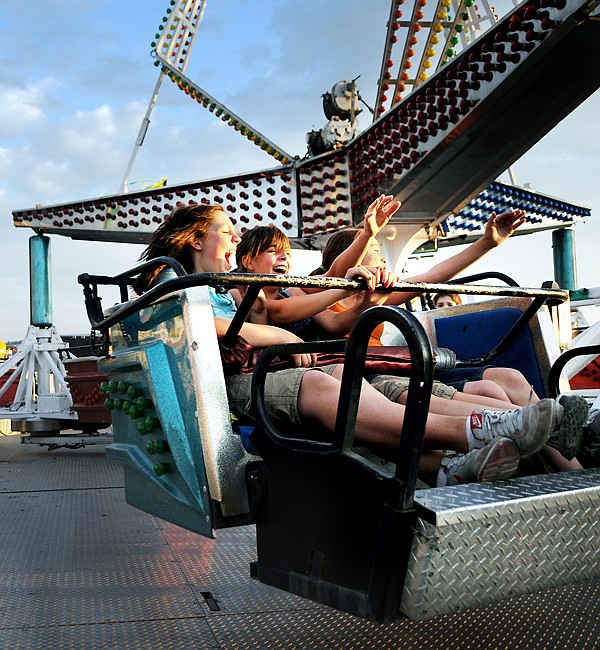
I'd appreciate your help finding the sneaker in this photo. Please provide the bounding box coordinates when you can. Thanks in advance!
[439,437,520,486]
[469,399,555,457]
[547,394,589,460]
[579,408,600,467]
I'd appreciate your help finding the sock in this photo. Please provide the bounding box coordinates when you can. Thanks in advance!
[466,411,485,451]
[436,465,448,487]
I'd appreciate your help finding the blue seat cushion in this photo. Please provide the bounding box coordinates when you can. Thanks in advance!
[433,307,545,397]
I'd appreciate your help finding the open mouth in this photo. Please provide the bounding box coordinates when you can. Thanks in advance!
[224,251,234,268]
[272,264,288,274]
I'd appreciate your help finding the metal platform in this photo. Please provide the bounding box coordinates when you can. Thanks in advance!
[2,436,600,649]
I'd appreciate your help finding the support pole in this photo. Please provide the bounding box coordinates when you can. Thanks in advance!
[552,228,578,291]
[119,72,165,194]
[29,233,53,327]
[0,233,77,433]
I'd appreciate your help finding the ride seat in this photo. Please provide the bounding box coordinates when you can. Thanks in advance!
[412,297,563,397]
[102,286,254,537]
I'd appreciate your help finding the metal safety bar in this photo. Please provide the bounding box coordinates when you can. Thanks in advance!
[449,271,520,288]
[339,305,433,512]
[79,256,187,325]
[78,263,569,334]
[252,304,433,511]
[251,338,346,454]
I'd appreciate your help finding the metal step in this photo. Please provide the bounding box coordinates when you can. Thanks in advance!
[401,469,600,620]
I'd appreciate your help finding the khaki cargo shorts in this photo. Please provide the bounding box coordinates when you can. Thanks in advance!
[368,374,457,402]
[225,367,327,428]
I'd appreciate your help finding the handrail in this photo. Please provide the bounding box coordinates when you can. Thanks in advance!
[219,285,262,349]
[78,268,569,333]
[251,338,347,454]
[340,305,433,512]
[79,256,187,328]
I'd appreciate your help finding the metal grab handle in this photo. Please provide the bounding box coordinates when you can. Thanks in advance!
[251,338,348,454]
[78,256,187,328]
[220,286,262,349]
[449,271,520,288]
[548,344,600,398]
[252,304,433,512]
[340,306,433,511]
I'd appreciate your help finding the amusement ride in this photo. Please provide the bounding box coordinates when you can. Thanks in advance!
[1,0,600,637]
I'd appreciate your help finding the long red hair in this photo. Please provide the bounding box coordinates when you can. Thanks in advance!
[135,202,223,293]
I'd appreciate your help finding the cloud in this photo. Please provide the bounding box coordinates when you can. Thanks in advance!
[0,80,56,140]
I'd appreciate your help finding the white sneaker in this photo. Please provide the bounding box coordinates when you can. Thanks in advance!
[439,437,520,486]
[468,399,555,457]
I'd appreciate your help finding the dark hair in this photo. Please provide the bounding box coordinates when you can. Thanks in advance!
[135,202,223,293]
[235,224,291,272]
[432,292,462,307]
[311,228,361,275]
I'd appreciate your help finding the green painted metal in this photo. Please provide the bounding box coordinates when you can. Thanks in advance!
[552,228,578,291]
[29,234,53,327]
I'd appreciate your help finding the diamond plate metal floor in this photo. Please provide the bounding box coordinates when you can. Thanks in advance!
[1,435,600,649]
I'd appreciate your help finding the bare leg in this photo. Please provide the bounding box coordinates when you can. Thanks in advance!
[296,370,471,451]
[401,374,581,471]
[470,368,581,469]
[481,367,538,406]
[541,445,583,471]
[450,391,517,410]
[397,391,515,415]
[419,450,444,485]
[462,379,513,403]
[407,380,581,470]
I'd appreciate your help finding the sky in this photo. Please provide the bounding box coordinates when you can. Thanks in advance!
[1,0,599,342]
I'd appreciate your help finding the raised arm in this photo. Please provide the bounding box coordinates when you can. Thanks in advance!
[384,210,526,305]
[324,194,401,277]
